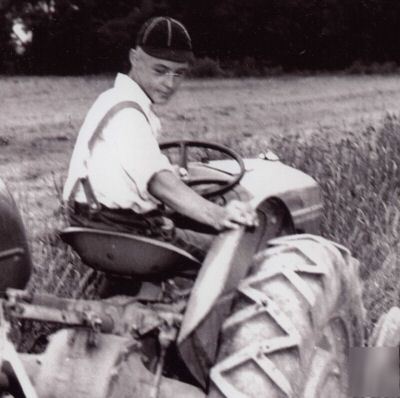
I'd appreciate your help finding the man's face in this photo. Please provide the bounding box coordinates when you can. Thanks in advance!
[130,48,189,104]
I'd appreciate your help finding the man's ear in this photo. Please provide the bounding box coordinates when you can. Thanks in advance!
[129,48,138,67]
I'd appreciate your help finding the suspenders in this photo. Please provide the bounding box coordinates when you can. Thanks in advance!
[67,101,149,214]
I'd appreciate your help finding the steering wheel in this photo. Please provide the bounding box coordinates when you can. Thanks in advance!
[159,140,246,198]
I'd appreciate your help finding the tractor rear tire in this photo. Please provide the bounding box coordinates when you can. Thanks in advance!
[207,234,365,398]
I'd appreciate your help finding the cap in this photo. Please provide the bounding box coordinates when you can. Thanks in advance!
[136,17,193,63]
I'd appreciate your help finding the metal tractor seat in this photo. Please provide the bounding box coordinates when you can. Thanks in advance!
[60,227,201,278]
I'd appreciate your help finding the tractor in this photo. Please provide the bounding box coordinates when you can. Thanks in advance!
[0,140,365,397]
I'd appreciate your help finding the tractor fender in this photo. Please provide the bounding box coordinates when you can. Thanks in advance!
[0,179,32,295]
[178,197,296,387]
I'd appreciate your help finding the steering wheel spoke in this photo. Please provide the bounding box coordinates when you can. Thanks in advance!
[179,141,189,169]
[160,140,245,198]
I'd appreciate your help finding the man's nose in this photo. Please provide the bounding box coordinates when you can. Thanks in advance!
[163,74,176,89]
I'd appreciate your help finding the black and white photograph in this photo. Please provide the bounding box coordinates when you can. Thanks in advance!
[0,1,399,397]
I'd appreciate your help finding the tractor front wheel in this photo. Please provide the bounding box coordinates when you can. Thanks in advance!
[370,306,400,346]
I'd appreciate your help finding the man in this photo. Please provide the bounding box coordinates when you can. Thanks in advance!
[63,16,257,260]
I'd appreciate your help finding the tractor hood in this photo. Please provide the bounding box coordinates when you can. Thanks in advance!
[207,157,322,231]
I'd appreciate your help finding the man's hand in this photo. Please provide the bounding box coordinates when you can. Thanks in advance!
[149,170,258,232]
[216,200,258,231]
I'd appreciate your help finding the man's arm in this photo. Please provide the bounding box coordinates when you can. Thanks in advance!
[105,109,257,228]
[149,170,257,231]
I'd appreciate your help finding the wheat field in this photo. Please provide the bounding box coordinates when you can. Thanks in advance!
[1,74,400,331]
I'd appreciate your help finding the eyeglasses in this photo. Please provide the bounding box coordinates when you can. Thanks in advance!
[152,67,187,78]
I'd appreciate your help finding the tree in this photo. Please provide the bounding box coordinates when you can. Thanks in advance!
[4,0,400,73]
[4,0,145,73]
[0,0,18,72]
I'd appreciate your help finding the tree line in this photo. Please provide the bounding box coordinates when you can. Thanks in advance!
[1,0,400,74]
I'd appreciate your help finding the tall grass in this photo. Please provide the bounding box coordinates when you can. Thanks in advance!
[25,178,100,299]
[274,116,400,333]
[222,114,400,333]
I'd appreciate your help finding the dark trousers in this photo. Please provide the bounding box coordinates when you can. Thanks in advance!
[69,203,214,260]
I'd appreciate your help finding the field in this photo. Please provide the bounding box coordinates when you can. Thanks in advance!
[1,74,400,332]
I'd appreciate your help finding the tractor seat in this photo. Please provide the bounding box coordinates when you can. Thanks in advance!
[60,227,201,278]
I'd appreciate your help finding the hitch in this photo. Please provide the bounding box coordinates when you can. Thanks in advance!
[4,289,187,338]
[0,288,188,398]
[5,289,115,335]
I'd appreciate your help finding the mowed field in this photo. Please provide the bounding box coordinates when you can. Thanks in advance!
[1,75,400,330]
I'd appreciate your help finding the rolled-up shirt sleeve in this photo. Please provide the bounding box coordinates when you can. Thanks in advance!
[106,108,173,201]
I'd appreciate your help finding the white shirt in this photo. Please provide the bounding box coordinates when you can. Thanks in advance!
[63,73,173,213]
